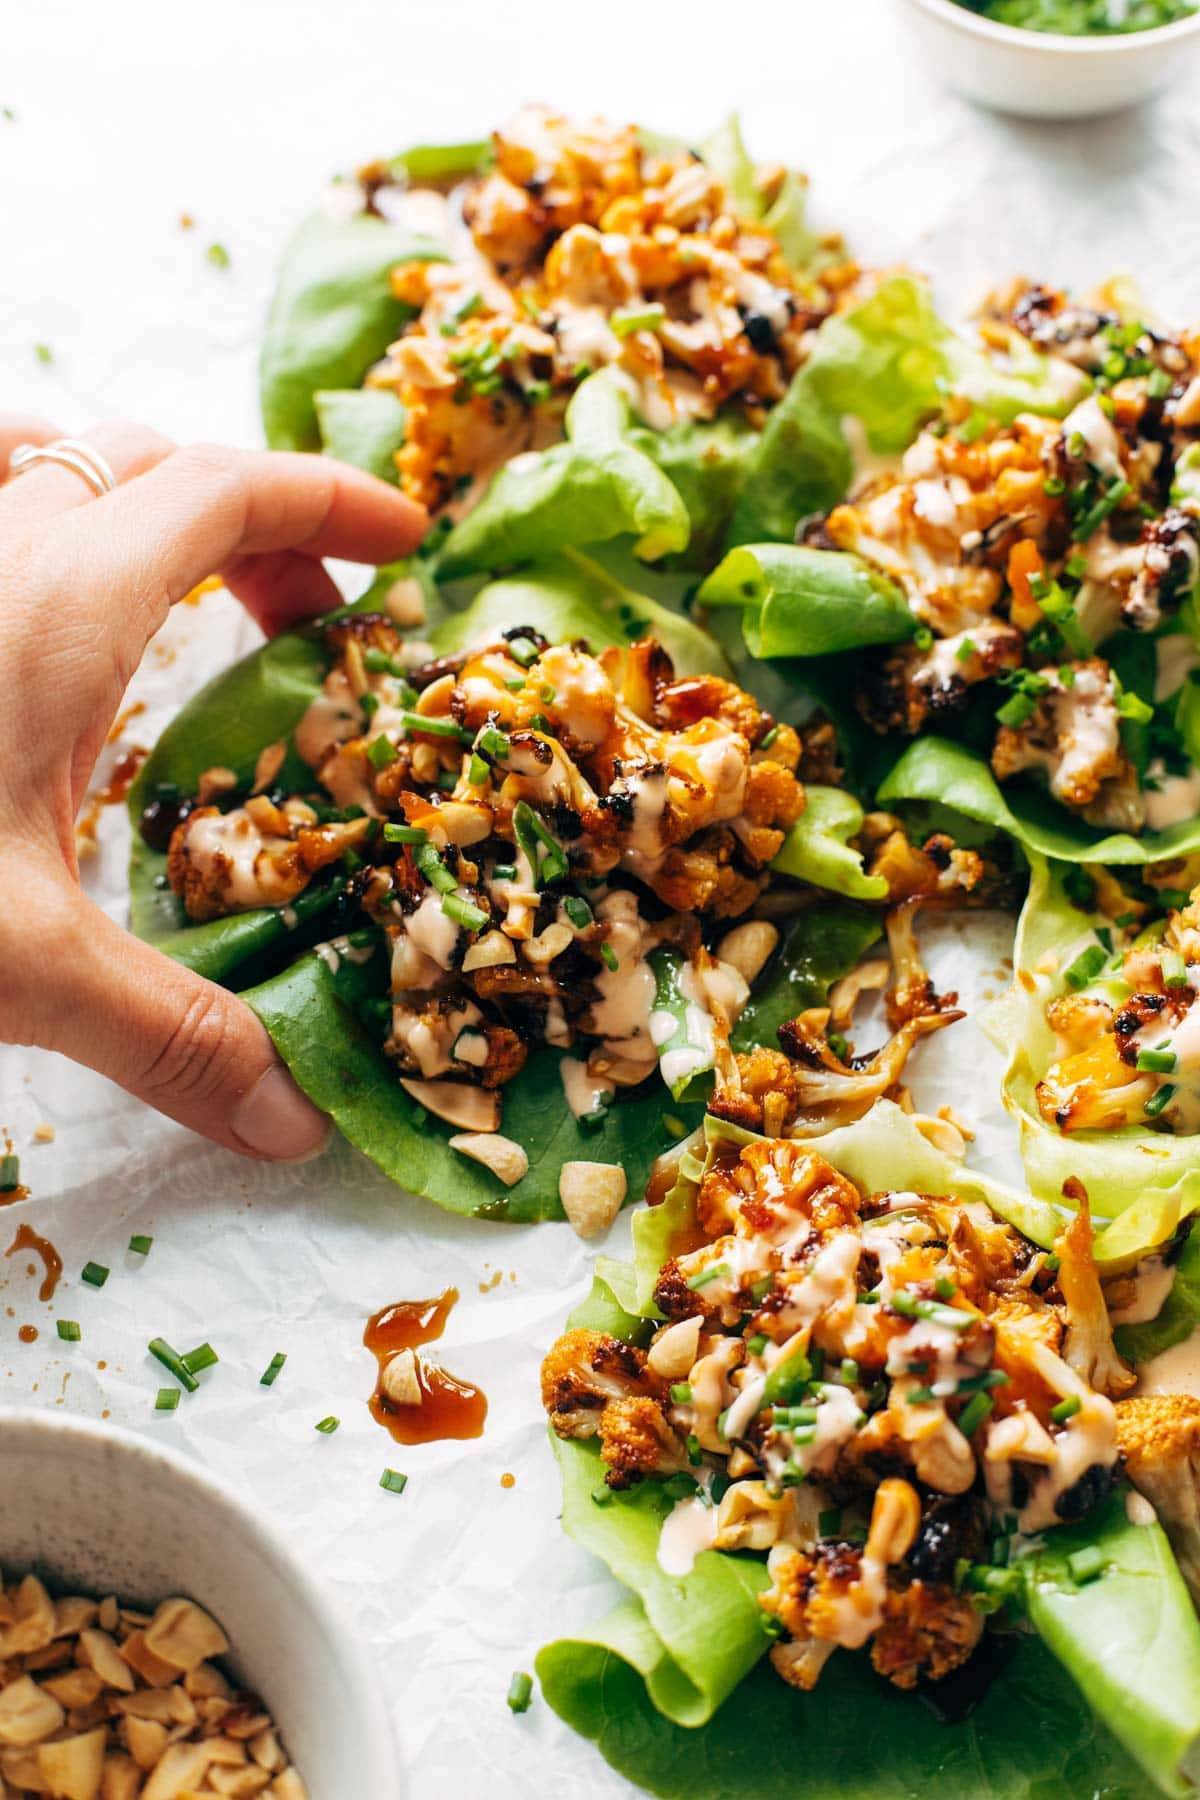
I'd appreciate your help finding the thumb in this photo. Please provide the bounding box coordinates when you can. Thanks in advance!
[30,890,331,1162]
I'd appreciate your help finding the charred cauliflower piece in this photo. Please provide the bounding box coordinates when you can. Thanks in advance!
[540,1329,683,1486]
[991,659,1141,829]
[1116,1394,1200,1606]
[599,1395,691,1489]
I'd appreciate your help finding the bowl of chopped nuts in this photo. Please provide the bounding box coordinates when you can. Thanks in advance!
[0,1410,398,1798]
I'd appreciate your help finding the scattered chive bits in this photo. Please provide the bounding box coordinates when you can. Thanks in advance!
[1067,1545,1105,1585]
[260,1352,287,1388]
[148,1337,199,1394]
[380,1468,408,1494]
[599,942,619,972]
[0,1154,20,1192]
[128,1234,153,1256]
[1050,1394,1082,1424]
[506,1670,534,1713]
[315,1416,340,1435]
[154,1388,180,1412]
[181,1342,219,1376]
[80,1261,109,1289]
[33,342,53,365]
[205,241,231,269]
[56,1320,81,1343]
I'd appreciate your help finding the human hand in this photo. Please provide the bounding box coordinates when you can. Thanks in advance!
[0,416,426,1160]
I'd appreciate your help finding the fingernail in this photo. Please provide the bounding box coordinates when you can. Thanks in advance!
[230,1064,332,1162]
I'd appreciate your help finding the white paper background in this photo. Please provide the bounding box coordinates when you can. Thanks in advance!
[2,5,1198,1794]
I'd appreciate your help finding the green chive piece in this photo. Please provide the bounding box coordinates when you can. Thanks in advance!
[181,1343,219,1376]
[506,1670,534,1713]
[1067,1545,1105,1585]
[492,861,517,882]
[400,710,472,742]
[380,1468,408,1494]
[934,1276,956,1301]
[591,1484,613,1505]
[476,724,510,760]
[839,1359,860,1385]
[955,637,977,663]
[366,733,397,770]
[1075,476,1131,541]
[748,1275,773,1305]
[611,302,666,337]
[1050,1394,1082,1424]
[1136,1047,1176,1074]
[260,1352,287,1388]
[80,1262,109,1289]
[599,942,619,972]
[996,690,1038,728]
[315,1416,340,1434]
[33,342,53,365]
[758,723,780,751]
[56,1320,81,1343]
[663,1114,687,1138]
[563,895,593,930]
[687,1262,730,1292]
[906,1386,937,1405]
[1064,943,1108,990]
[414,841,458,895]
[155,1388,180,1411]
[1161,949,1189,987]
[360,691,380,722]
[1043,475,1066,496]
[957,1392,994,1436]
[383,823,428,845]
[670,1383,693,1404]
[1146,1084,1176,1118]
[891,1290,973,1331]
[148,1337,198,1393]
[686,1433,702,1466]
[467,753,489,786]
[441,892,488,932]
[0,1154,20,1192]
[128,1235,153,1256]
[506,634,540,667]
[205,241,231,269]
[747,1333,768,1357]
[818,1507,842,1538]
[1148,367,1172,399]
[512,800,568,886]
[761,1348,813,1409]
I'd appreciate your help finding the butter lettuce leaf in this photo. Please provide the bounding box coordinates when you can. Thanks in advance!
[983,852,1200,1237]
[771,786,888,901]
[698,543,914,659]
[313,388,406,483]
[260,211,444,453]
[438,369,690,575]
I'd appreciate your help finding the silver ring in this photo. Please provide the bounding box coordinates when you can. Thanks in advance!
[9,437,118,498]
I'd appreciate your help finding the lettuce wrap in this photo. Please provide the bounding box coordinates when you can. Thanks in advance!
[537,1104,1200,1798]
[983,854,1200,1246]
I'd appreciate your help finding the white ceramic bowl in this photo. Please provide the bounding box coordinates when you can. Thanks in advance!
[898,0,1200,117]
[0,1410,398,1798]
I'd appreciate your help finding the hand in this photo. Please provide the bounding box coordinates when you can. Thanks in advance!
[0,416,426,1160]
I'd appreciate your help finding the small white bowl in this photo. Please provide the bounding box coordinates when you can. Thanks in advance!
[898,0,1200,117]
[0,1410,399,1798]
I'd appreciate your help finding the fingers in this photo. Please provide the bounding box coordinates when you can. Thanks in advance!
[220,548,346,637]
[0,416,59,480]
[23,884,331,1163]
[0,420,175,525]
[59,442,427,629]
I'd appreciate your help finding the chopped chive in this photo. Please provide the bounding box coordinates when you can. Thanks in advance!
[748,1275,773,1305]
[955,637,977,663]
[827,1030,850,1062]
[686,1433,702,1466]
[599,942,619,972]
[360,691,380,721]
[128,1235,153,1256]
[315,1416,340,1434]
[996,691,1038,729]
[818,1507,842,1537]
[577,1107,609,1132]
[761,1348,813,1408]
[687,1262,730,1291]
[611,301,666,337]
[380,1467,408,1494]
[366,733,397,770]
[507,1670,534,1713]
[205,241,231,269]
[591,1484,613,1505]
[441,892,489,932]
[398,710,472,742]
[148,1337,198,1393]
[906,1385,937,1405]
[383,823,428,845]
[563,895,593,930]
[663,1114,687,1138]
[33,342,53,365]
[891,1290,974,1331]
[934,1276,956,1301]
[1043,1252,1062,1274]
[512,800,568,886]
[1136,1047,1176,1074]
[840,1358,859,1384]
[1147,367,1172,399]
[957,1392,994,1436]
[56,1320,81,1343]
[1074,476,1131,541]
[747,1333,768,1357]
[476,723,510,760]
[1050,1394,1082,1424]
[1145,1084,1176,1118]
[414,841,458,894]
[670,1383,693,1405]
[858,1290,881,1305]
[773,1405,818,1428]
[0,1154,20,1192]
[957,1369,1011,1394]
[1043,475,1066,496]
[913,625,934,650]
[759,724,780,751]
[80,1262,109,1289]
[717,1407,731,1440]
[467,753,489,786]
[506,634,541,667]
[1067,1545,1105,1585]
[491,861,517,882]
[260,1352,287,1388]
[155,1387,180,1411]
[1161,949,1189,988]
[1064,943,1108,990]
[181,1343,219,1376]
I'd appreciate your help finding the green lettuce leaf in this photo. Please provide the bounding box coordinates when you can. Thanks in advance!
[1020,1490,1200,1798]
[1116,1231,1200,1363]
[771,786,888,901]
[982,853,1200,1241]
[243,945,702,1222]
[731,904,882,1053]
[630,416,759,569]
[879,734,1200,866]
[698,114,762,221]
[259,211,445,453]
[438,369,691,575]
[429,550,728,677]
[727,273,1086,549]
[313,388,406,483]
[386,140,490,183]
[698,543,915,659]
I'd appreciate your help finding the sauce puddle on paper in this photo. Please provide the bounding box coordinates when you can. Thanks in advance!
[5,1224,62,1301]
[365,1288,487,1444]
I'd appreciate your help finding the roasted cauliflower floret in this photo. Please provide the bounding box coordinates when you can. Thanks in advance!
[1115,1394,1200,1606]
[167,802,369,923]
[540,1328,663,1441]
[991,659,1140,828]
[871,1579,984,1690]
[599,1395,691,1489]
[1054,1202,1136,1399]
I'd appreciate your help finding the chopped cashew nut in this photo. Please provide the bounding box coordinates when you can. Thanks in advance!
[381,1348,423,1407]
[448,1132,529,1185]
[716,920,779,985]
[559,1161,627,1238]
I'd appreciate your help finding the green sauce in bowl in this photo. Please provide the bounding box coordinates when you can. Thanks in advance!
[958,0,1195,30]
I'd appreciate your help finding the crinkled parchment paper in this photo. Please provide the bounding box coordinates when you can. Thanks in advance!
[3,2,1200,1792]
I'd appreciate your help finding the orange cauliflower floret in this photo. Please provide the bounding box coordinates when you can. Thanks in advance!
[871,1581,984,1689]
[598,1395,691,1490]
[1116,1394,1200,1605]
